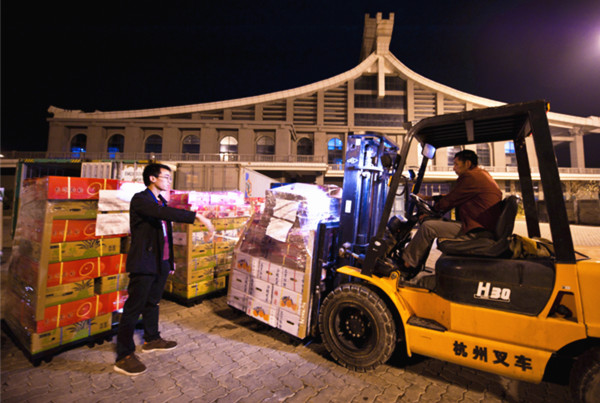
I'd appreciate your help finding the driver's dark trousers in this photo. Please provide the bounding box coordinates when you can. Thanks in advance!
[403,219,462,268]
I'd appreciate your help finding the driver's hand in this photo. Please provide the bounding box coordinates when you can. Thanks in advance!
[417,193,433,201]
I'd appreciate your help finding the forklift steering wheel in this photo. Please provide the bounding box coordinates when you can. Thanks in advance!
[409,193,436,216]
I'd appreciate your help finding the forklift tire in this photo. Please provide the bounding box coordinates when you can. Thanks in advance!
[319,283,396,372]
[570,346,600,403]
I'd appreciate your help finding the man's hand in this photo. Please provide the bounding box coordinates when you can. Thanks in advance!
[195,211,215,242]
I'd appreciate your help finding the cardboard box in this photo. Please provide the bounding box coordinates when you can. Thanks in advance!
[247,297,276,327]
[61,313,113,345]
[170,276,226,299]
[29,328,62,354]
[47,254,127,287]
[272,286,302,315]
[257,260,282,285]
[48,237,122,263]
[172,265,213,285]
[227,288,247,311]
[94,273,129,295]
[36,295,98,333]
[23,176,119,200]
[277,308,301,337]
[96,291,128,316]
[281,266,305,293]
[230,269,249,293]
[233,251,253,273]
[50,220,100,243]
[247,277,273,304]
[45,279,95,307]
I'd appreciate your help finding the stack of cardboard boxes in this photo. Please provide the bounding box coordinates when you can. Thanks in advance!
[5,177,130,355]
[227,184,340,338]
[166,190,252,301]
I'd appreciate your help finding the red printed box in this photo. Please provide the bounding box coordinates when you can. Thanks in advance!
[96,291,128,316]
[26,176,120,200]
[47,254,126,287]
[50,220,127,243]
[36,295,98,333]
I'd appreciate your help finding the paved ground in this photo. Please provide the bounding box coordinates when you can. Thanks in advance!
[2,222,599,403]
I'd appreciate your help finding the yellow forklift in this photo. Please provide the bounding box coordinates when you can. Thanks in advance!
[315,101,599,402]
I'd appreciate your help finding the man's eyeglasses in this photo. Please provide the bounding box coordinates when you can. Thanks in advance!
[156,175,172,182]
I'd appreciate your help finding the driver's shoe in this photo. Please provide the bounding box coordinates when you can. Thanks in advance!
[399,263,421,280]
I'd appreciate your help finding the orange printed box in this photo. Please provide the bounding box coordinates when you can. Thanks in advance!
[47,254,126,287]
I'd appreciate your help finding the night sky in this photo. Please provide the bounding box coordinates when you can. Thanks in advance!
[2,1,600,153]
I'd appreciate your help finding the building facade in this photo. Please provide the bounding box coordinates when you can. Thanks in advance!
[46,13,600,201]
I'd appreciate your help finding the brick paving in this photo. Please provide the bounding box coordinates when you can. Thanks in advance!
[2,223,599,403]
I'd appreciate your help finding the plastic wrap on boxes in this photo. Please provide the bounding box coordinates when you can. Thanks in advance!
[227,183,341,338]
[165,190,252,302]
[5,176,129,355]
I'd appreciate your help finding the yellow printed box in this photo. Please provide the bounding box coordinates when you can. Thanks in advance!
[49,237,123,263]
[172,265,214,284]
[94,273,130,295]
[45,279,95,307]
[61,313,112,345]
[170,276,226,299]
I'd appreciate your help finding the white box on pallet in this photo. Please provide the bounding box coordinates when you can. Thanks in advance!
[247,297,277,327]
[247,277,273,304]
[277,307,301,337]
[272,285,302,315]
[281,266,305,293]
[230,269,249,293]
[227,287,248,311]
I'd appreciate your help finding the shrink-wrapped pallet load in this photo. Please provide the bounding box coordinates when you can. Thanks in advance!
[5,177,129,355]
[227,183,340,338]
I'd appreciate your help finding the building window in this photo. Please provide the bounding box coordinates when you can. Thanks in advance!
[328,138,344,165]
[71,133,87,157]
[447,145,462,166]
[256,136,275,155]
[220,136,238,161]
[107,134,124,158]
[505,141,517,167]
[297,138,313,156]
[144,135,162,154]
[476,143,491,166]
[182,135,200,154]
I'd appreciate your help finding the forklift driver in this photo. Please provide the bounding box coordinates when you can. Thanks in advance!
[398,149,502,279]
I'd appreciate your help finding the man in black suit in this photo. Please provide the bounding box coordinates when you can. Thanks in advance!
[114,163,213,376]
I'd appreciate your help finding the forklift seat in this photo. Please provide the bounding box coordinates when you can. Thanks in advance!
[437,196,518,258]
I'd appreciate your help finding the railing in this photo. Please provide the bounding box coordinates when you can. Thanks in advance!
[2,151,600,175]
[0,151,327,164]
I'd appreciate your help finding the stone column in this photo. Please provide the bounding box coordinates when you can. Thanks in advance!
[569,128,585,169]
[47,123,70,152]
[162,126,181,154]
[201,127,219,154]
[86,126,104,153]
[275,128,291,159]
[124,126,144,155]
[238,128,254,159]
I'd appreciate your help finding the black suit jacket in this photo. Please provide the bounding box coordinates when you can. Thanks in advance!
[126,189,195,275]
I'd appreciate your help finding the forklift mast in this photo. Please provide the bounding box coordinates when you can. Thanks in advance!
[337,134,399,268]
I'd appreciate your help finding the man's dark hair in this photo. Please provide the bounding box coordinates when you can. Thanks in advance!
[454,149,478,167]
[143,163,171,186]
